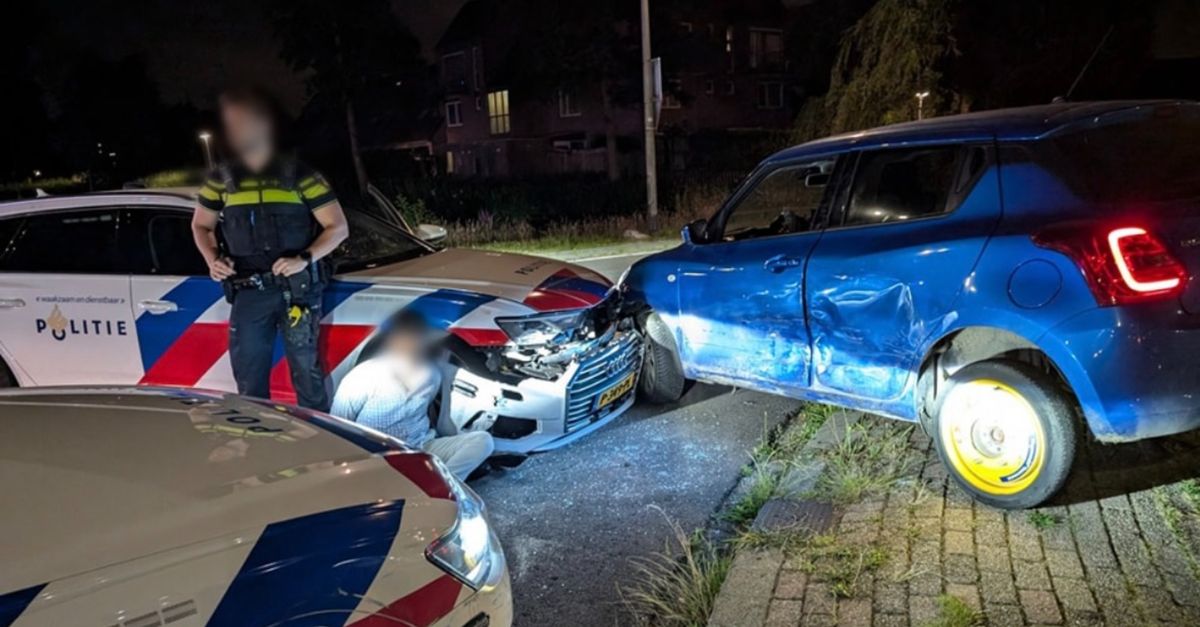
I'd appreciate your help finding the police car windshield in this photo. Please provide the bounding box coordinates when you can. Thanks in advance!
[333,210,432,271]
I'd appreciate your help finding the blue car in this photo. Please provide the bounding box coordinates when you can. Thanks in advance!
[623,101,1200,508]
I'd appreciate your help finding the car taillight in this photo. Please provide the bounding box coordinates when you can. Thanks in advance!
[1032,223,1188,306]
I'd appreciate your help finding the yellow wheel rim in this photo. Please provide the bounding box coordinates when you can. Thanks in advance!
[938,378,1046,496]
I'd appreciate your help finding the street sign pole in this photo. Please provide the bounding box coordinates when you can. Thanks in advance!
[641,0,659,232]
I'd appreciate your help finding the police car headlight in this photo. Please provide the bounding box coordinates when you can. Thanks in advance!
[425,459,500,590]
[495,310,584,346]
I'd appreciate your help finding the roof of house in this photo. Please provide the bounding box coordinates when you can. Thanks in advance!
[766,100,1195,163]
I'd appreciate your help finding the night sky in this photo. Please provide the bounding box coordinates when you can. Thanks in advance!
[33,0,467,112]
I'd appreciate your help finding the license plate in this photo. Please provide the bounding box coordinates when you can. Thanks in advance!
[596,374,636,409]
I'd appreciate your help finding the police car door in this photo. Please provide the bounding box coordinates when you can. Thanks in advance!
[0,208,140,385]
[126,208,234,390]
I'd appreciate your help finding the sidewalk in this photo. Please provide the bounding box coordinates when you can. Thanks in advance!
[710,413,1200,626]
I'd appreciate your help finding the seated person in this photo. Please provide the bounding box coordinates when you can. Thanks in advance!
[331,310,494,480]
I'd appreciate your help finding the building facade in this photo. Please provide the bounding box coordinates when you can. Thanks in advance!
[433,0,801,178]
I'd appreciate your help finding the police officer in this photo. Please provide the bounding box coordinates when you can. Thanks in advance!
[190,88,349,411]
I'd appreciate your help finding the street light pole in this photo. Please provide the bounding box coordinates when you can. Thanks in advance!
[640,0,658,232]
[198,131,214,170]
[915,91,931,121]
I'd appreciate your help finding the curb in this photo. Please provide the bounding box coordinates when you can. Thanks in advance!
[707,411,859,627]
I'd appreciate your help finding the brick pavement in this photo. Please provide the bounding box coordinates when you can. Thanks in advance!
[721,417,1200,627]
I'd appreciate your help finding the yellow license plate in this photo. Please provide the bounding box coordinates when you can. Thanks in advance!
[597,374,636,408]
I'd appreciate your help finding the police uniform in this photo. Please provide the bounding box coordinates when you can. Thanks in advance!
[197,158,337,411]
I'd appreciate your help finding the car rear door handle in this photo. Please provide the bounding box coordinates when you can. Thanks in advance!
[138,299,178,315]
[0,298,25,309]
[764,254,803,273]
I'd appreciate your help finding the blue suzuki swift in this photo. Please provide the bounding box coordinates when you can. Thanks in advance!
[623,101,1200,508]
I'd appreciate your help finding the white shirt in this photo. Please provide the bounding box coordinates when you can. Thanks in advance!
[330,356,442,448]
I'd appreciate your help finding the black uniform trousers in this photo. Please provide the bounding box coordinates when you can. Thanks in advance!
[228,285,330,411]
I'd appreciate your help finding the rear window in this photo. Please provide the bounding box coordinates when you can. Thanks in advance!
[1050,107,1200,204]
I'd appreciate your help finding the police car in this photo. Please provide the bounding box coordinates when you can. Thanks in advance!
[0,190,642,453]
[0,387,512,626]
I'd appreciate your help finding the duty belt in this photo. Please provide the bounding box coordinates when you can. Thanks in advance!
[228,272,287,291]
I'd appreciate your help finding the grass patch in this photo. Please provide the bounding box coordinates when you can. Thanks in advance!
[739,533,889,599]
[770,403,838,461]
[1027,511,1060,530]
[723,467,779,527]
[814,421,916,504]
[622,519,732,627]
[480,233,675,255]
[1180,479,1200,507]
[924,594,985,627]
[1151,486,1200,581]
[727,403,836,528]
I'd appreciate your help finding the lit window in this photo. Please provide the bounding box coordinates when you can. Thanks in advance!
[488,90,510,134]
[756,82,784,109]
[749,29,784,69]
[446,151,456,174]
[663,79,683,109]
[558,88,580,117]
[445,101,463,127]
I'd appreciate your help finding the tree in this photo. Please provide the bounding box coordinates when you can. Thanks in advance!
[508,0,642,181]
[271,0,424,194]
[823,0,960,134]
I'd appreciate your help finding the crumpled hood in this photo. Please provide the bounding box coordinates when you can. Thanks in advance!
[340,248,612,312]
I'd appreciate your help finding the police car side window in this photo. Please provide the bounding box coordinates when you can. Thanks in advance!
[0,210,125,274]
[146,213,207,275]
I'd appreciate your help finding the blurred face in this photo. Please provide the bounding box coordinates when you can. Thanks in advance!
[220,101,275,171]
[383,326,431,365]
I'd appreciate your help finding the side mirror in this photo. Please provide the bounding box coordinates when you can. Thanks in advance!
[682,218,708,245]
[416,224,448,246]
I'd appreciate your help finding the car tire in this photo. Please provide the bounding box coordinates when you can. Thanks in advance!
[638,312,687,404]
[931,359,1077,510]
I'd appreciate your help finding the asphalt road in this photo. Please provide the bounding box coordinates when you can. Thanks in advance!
[471,252,802,626]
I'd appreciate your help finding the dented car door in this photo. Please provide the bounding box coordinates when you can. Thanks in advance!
[674,157,840,394]
[804,144,1000,415]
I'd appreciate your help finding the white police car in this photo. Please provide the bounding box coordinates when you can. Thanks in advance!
[0,190,642,453]
[0,386,512,626]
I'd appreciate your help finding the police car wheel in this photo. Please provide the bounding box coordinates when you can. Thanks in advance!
[931,359,1077,510]
[638,312,686,404]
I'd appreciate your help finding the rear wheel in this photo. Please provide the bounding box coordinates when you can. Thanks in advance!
[931,360,1076,509]
[638,312,687,404]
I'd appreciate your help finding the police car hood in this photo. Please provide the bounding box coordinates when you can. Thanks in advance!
[340,248,612,312]
[0,388,461,593]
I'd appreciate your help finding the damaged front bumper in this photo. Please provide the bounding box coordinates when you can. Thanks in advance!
[439,324,643,454]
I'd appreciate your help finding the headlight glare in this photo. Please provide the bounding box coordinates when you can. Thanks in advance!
[424,458,498,589]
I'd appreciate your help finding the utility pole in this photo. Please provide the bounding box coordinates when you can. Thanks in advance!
[640,0,658,232]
